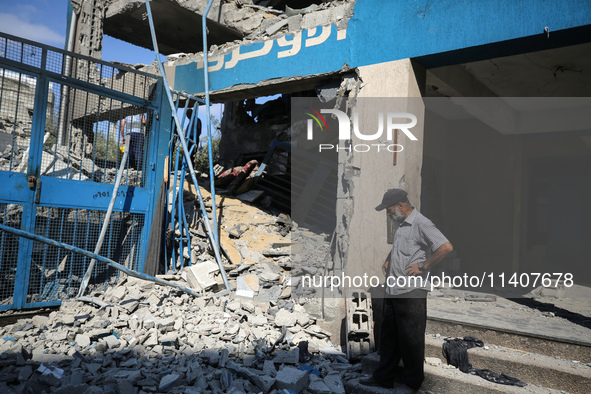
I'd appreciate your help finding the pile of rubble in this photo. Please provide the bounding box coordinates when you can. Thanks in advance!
[0,185,361,393]
[0,261,361,394]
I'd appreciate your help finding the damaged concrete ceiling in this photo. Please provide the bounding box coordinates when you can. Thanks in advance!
[426,41,591,98]
[425,42,591,135]
[104,0,242,54]
[103,0,333,55]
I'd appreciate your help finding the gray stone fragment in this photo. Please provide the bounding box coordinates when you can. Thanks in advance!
[309,375,332,394]
[53,384,89,394]
[262,360,276,376]
[323,371,345,394]
[275,366,308,393]
[219,348,229,368]
[103,335,120,349]
[75,334,90,348]
[259,286,282,303]
[117,380,136,394]
[119,299,139,313]
[200,348,219,366]
[18,365,33,381]
[274,309,297,327]
[266,18,288,36]
[273,348,299,364]
[159,374,180,391]
[32,315,49,327]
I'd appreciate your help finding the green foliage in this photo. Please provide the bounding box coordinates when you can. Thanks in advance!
[94,127,121,162]
[193,136,220,173]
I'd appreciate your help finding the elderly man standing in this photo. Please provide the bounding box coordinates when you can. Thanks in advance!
[361,188,453,392]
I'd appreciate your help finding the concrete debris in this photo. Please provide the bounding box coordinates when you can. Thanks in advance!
[0,187,364,393]
[275,366,308,393]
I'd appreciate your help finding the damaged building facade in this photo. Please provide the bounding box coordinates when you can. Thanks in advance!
[0,1,589,392]
[95,0,591,296]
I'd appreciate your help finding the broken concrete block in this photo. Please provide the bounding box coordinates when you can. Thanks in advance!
[159,374,180,391]
[200,348,219,366]
[287,14,302,31]
[110,286,127,301]
[323,371,345,394]
[219,348,229,368]
[251,316,268,326]
[119,299,139,314]
[273,348,299,364]
[17,364,33,381]
[53,384,90,394]
[113,370,142,385]
[86,363,101,374]
[184,262,219,290]
[228,223,249,238]
[308,375,332,394]
[220,369,232,391]
[242,354,256,367]
[239,274,260,292]
[241,301,255,313]
[32,315,49,327]
[259,286,282,303]
[275,309,297,327]
[275,366,308,393]
[146,293,162,306]
[75,334,91,348]
[226,300,241,312]
[117,380,136,394]
[102,335,119,349]
[263,360,277,376]
[266,18,288,35]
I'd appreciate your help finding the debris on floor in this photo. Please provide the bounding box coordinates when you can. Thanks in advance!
[0,189,357,394]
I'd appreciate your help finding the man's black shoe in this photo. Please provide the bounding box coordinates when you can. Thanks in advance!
[359,376,388,388]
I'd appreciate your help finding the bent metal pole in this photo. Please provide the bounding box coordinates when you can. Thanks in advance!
[143,0,230,291]
[76,136,130,299]
[0,223,202,298]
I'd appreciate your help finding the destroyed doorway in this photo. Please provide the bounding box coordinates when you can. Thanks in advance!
[419,39,591,285]
[216,89,338,234]
[0,33,168,310]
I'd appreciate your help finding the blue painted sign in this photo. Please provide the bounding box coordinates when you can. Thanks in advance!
[174,0,591,94]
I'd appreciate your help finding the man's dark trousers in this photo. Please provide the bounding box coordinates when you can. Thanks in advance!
[129,132,144,169]
[372,289,427,389]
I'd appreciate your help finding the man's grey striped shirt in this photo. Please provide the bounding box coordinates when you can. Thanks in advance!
[387,209,449,295]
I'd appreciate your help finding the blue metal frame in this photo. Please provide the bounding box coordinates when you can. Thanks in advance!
[0,32,169,310]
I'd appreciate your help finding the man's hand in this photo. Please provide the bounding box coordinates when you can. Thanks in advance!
[405,263,424,276]
[382,259,389,276]
[121,136,126,144]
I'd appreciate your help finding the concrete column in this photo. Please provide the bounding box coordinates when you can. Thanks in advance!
[337,58,426,288]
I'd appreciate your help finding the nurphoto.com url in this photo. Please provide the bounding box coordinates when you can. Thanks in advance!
[300,272,574,292]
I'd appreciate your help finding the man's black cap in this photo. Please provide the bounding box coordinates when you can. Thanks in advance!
[375,189,408,211]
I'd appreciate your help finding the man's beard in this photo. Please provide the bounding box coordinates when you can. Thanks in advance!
[394,206,405,221]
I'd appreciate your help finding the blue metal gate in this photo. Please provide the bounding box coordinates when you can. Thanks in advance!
[0,32,170,310]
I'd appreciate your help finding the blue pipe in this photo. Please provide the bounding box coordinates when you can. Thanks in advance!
[202,0,219,244]
[143,0,230,291]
